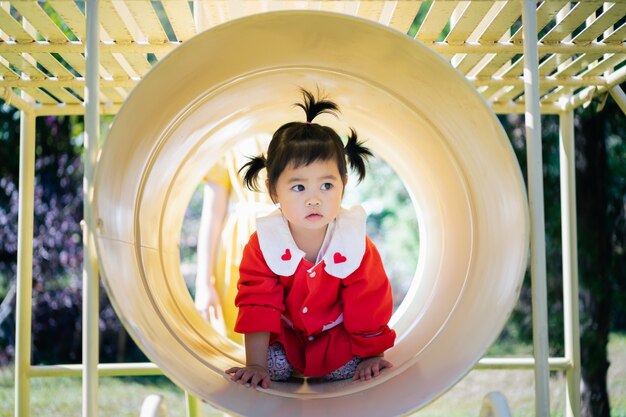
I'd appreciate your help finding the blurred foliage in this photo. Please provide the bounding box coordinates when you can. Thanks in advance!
[495,93,626,358]
[344,157,420,309]
[0,105,145,365]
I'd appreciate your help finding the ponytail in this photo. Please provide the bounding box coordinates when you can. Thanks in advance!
[239,155,267,192]
[240,87,373,193]
[344,128,373,183]
[295,88,339,123]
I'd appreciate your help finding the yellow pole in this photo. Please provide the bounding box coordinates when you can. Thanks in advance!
[609,86,626,116]
[83,0,100,416]
[14,109,36,417]
[560,110,581,417]
[185,392,201,417]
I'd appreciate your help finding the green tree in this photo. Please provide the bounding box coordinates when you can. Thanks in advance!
[0,106,144,365]
[500,89,625,417]
[576,93,625,417]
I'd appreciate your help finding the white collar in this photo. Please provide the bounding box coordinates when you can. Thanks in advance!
[256,206,367,279]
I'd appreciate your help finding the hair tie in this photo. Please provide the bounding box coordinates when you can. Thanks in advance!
[306,121,312,125]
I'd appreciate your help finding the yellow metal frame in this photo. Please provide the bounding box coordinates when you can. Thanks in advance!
[5,1,625,416]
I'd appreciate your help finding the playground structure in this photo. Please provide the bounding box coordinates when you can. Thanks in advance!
[6,1,626,417]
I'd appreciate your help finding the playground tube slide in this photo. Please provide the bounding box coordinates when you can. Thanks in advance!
[93,12,529,417]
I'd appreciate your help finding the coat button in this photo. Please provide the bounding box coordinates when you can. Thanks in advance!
[308,336,314,341]
[302,306,308,314]
[309,271,316,278]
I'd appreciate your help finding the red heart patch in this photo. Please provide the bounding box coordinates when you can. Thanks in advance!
[333,252,347,264]
[281,248,292,261]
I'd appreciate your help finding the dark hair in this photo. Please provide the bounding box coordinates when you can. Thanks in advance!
[240,88,373,197]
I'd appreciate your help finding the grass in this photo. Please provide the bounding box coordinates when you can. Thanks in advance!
[1,333,624,417]
[0,372,197,417]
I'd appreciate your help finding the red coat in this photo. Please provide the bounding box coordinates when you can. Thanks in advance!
[234,207,396,377]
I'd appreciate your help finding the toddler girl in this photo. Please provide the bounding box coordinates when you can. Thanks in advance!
[225,89,396,389]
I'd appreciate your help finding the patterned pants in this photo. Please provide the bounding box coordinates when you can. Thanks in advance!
[267,342,361,381]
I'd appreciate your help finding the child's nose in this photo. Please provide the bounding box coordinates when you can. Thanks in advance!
[306,197,321,206]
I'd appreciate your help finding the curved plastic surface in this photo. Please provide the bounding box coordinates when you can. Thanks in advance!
[93,11,529,417]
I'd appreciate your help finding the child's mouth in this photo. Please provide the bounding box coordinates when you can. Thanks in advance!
[306,213,322,220]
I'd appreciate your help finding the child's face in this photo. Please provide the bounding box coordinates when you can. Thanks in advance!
[270,159,346,236]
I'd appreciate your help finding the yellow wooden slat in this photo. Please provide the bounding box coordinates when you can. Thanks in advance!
[475,53,516,78]
[161,0,196,42]
[339,1,360,16]
[454,53,486,75]
[554,53,604,77]
[242,0,271,15]
[572,3,626,44]
[376,2,398,27]
[101,86,125,104]
[318,1,345,14]
[415,1,458,43]
[493,85,524,105]
[0,59,19,80]
[22,87,58,104]
[389,1,422,34]
[540,2,604,44]
[114,86,134,102]
[66,86,84,101]
[500,55,526,78]
[471,2,523,83]
[96,88,113,105]
[491,85,518,101]
[1,52,47,79]
[205,0,230,27]
[124,1,168,44]
[58,52,85,77]
[100,0,133,43]
[48,0,85,41]
[0,6,34,43]
[463,2,504,43]
[603,22,626,43]
[445,2,493,44]
[356,1,385,22]
[510,0,569,43]
[486,88,509,105]
[478,1,521,43]
[29,52,75,80]
[119,53,153,77]
[100,52,132,79]
[572,85,605,108]
[539,84,560,103]
[541,86,574,106]
[12,2,68,43]
[537,52,604,80]
[581,54,626,77]
[228,0,247,19]
[479,85,506,103]
[45,85,82,104]
[540,86,563,105]
[538,54,561,77]
[283,1,310,12]
[152,50,171,61]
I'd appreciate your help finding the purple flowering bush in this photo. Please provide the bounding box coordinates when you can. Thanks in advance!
[0,111,144,365]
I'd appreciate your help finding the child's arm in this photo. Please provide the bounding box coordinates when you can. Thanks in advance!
[194,180,228,328]
[225,332,271,388]
[352,354,393,381]
[341,237,396,381]
[341,238,396,356]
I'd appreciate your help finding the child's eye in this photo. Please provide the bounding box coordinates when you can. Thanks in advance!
[291,184,305,192]
[321,183,333,191]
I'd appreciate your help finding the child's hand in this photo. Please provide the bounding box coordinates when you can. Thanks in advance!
[352,356,393,382]
[225,364,271,389]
